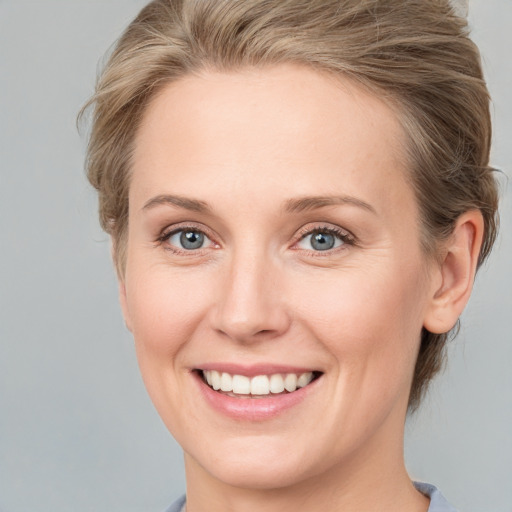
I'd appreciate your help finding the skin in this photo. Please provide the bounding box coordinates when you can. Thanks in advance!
[119,64,483,512]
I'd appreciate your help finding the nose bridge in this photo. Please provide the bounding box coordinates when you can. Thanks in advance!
[212,242,289,342]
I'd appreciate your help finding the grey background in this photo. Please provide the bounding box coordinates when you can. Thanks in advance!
[0,1,510,511]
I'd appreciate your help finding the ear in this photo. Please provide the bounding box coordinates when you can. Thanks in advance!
[423,210,484,334]
[118,280,133,333]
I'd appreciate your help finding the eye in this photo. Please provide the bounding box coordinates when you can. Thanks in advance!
[162,228,215,251]
[296,227,351,252]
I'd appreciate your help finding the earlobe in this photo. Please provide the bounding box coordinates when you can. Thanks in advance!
[423,210,484,334]
[119,280,133,333]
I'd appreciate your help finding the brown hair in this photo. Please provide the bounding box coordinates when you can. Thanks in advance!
[80,0,499,410]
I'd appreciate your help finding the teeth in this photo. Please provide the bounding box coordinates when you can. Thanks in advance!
[284,373,297,392]
[202,370,315,396]
[251,375,270,395]
[211,370,221,390]
[297,372,313,388]
[270,374,285,394]
[232,374,251,394]
[220,372,233,392]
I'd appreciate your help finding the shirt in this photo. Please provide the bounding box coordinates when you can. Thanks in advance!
[163,481,458,512]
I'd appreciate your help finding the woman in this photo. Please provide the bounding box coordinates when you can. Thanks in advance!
[81,0,499,510]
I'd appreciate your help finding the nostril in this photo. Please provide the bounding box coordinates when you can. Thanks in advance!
[214,318,288,343]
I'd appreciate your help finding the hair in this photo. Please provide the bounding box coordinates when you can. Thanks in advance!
[80,0,499,411]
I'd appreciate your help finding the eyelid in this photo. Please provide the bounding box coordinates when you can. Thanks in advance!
[292,223,356,252]
[155,221,355,255]
[156,222,219,253]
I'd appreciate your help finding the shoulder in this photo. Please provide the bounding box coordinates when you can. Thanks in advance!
[162,495,186,512]
[414,482,459,512]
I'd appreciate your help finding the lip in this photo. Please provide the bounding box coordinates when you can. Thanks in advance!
[192,366,323,421]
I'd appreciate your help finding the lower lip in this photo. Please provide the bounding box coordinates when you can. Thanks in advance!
[193,371,321,421]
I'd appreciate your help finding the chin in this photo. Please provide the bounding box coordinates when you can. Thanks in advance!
[183,432,336,491]
[196,454,315,490]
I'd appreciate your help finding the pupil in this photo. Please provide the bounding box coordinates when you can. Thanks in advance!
[180,231,204,249]
[311,232,334,251]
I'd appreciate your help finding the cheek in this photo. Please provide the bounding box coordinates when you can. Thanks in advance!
[123,264,217,430]
[125,266,212,360]
[292,259,427,379]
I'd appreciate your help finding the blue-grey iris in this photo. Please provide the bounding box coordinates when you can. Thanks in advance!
[311,231,335,251]
[180,231,204,249]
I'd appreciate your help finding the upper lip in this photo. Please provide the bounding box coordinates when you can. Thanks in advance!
[194,363,321,377]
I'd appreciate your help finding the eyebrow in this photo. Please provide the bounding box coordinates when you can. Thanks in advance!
[284,195,377,215]
[141,193,376,215]
[142,194,212,213]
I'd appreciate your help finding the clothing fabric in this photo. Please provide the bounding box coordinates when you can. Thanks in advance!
[163,494,185,512]
[163,481,458,512]
[414,482,459,512]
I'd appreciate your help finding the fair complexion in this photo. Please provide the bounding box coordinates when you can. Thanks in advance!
[119,64,483,512]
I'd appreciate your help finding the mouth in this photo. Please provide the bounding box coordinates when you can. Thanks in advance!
[198,369,323,398]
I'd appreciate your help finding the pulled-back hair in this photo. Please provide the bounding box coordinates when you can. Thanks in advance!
[81,0,499,410]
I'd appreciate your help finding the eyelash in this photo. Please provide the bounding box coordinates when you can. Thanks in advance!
[156,223,216,255]
[155,223,355,255]
[294,224,355,255]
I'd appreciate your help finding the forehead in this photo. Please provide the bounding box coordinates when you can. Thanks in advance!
[131,64,412,216]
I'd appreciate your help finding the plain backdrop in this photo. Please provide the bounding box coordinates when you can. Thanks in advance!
[0,1,510,511]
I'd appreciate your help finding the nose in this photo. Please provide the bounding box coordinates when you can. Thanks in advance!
[210,248,291,343]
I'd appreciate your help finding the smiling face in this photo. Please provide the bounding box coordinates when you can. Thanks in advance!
[121,65,437,493]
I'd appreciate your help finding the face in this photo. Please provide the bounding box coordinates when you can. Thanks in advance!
[121,65,436,490]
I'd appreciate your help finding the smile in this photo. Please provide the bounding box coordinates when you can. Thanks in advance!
[194,367,324,420]
[201,370,320,397]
